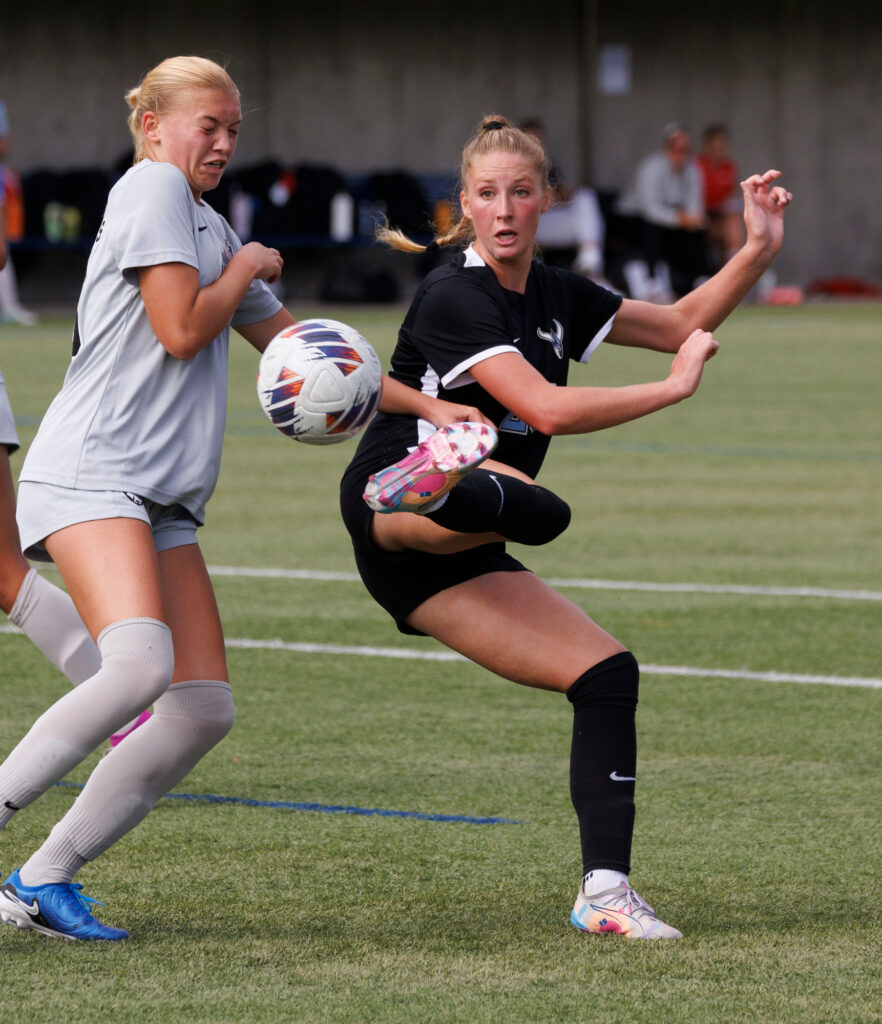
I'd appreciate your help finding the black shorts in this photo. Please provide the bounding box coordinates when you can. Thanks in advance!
[339,466,530,636]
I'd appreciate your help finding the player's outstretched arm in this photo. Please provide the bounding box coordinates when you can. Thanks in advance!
[608,169,793,353]
[471,330,719,437]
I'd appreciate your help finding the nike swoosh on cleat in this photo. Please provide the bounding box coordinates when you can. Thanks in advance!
[609,771,636,782]
[3,892,40,917]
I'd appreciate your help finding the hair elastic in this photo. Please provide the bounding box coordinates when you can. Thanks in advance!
[483,120,506,132]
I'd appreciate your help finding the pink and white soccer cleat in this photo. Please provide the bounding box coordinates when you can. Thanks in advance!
[363,422,497,514]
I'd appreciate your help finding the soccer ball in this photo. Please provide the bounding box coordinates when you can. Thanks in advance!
[257,319,382,445]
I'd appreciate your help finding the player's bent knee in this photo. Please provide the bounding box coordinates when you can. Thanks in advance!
[155,679,235,754]
[487,480,571,546]
[566,650,639,711]
[97,617,175,705]
[425,473,570,546]
[194,682,235,746]
[519,486,571,545]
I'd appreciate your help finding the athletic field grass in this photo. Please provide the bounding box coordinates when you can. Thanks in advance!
[0,300,879,1023]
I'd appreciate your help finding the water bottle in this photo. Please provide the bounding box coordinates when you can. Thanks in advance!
[330,192,354,241]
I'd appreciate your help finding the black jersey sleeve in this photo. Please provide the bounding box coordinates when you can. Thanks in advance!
[567,274,623,362]
[409,270,520,387]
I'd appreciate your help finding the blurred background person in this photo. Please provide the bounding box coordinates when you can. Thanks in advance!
[520,117,608,284]
[616,122,714,302]
[0,101,37,327]
[698,123,744,267]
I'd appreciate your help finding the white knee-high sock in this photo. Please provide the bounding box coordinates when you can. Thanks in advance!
[7,568,101,686]
[19,680,234,884]
[0,617,173,829]
[7,571,153,737]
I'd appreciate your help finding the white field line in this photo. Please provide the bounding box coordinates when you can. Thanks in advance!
[205,565,882,603]
[1,626,878,690]
[9,567,880,689]
[223,638,882,691]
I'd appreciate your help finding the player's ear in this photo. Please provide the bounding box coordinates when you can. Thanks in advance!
[541,184,552,214]
[460,189,471,219]
[141,111,161,144]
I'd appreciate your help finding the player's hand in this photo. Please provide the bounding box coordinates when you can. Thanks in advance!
[741,170,793,259]
[240,242,284,285]
[668,328,719,399]
[423,399,496,431]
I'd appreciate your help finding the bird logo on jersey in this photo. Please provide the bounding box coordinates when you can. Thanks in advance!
[537,319,564,359]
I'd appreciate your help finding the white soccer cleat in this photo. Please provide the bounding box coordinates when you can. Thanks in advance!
[570,881,683,940]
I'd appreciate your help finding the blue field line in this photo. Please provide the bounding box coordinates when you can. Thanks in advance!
[53,781,522,825]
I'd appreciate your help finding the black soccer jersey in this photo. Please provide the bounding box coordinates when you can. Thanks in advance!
[344,245,622,484]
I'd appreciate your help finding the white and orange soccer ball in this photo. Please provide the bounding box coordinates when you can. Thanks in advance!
[257,319,382,445]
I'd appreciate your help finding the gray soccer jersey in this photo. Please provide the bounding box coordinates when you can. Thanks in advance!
[20,160,281,522]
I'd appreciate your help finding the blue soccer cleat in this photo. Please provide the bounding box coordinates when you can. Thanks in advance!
[0,868,129,941]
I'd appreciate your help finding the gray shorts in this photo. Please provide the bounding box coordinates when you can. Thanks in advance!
[16,480,199,562]
[0,374,20,454]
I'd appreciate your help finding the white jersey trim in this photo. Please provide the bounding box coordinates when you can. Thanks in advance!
[440,344,521,390]
[463,243,485,268]
[579,312,616,364]
[415,366,442,446]
[420,363,441,399]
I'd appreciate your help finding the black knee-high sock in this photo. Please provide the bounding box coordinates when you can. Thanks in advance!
[566,651,640,875]
[426,469,570,546]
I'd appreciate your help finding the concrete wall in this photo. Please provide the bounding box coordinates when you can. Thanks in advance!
[588,1,882,286]
[2,0,880,286]
[0,0,585,172]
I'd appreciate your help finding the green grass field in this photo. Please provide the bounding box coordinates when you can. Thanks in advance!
[0,301,879,1023]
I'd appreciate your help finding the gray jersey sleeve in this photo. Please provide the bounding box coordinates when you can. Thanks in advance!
[113,168,280,326]
[113,162,200,276]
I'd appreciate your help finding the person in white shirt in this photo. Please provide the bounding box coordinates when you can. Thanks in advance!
[617,123,715,301]
[520,117,608,282]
